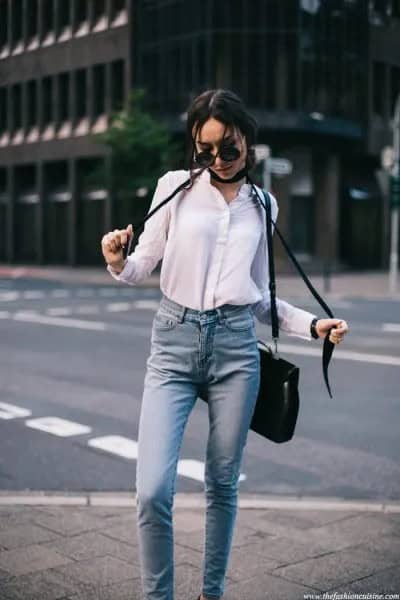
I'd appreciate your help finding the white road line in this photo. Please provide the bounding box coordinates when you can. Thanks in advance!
[88,435,138,459]
[22,290,45,299]
[0,311,10,319]
[177,459,246,483]
[99,288,118,297]
[50,289,71,298]
[25,416,92,437]
[0,401,32,420]
[132,300,159,310]
[383,323,400,333]
[13,313,107,331]
[76,289,95,297]
[14,310,39,318]
[0,291,19,301]
[276,342,400,367]
[106,302,132,312]
[76,305,100,315]
[46,307,72,316]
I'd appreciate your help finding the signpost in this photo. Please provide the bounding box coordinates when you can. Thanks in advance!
[389,95,400,294]
[254,144,293,190]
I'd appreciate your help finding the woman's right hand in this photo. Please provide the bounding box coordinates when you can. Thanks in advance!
[101,224,133,272]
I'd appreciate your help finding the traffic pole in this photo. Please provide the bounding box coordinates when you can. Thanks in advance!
[389,94,400,294]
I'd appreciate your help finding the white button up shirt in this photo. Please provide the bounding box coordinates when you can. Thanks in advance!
[107,169,317,340]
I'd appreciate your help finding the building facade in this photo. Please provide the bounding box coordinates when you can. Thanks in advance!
[1,0,400,269]
[0,0,133,265]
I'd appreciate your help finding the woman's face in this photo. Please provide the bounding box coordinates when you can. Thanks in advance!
[193,117,247,179]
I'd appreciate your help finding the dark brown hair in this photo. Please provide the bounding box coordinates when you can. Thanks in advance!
[185,89,258,183]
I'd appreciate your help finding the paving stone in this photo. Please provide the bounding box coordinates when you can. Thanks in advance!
[225,545,281,583]
[253,512,400,554]
[41,531,139,564]
[0,568,78,599]
[237,508,358,531]
[0,544,72,576]
[31,508,106,537]
[333,563,400,594]
[173,508,204,533]
[0,507,44,531]
[272,543,396,590]
[53,555,136,588]
[101,521,138,546]
[223,569,319,600]
[0,522,61,550]
[51,578,142,600]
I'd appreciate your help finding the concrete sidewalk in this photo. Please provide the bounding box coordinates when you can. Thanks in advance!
[1,264,400,301]
[0,493,399,599]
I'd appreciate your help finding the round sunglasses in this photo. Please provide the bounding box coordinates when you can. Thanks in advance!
[194,143,241,168]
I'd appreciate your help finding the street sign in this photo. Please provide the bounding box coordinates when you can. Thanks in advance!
[268,158,293,176]
[381,146,394,172]
[390,174,400,208]
[254,144,270,162]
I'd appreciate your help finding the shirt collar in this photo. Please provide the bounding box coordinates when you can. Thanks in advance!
[199,168,251,199]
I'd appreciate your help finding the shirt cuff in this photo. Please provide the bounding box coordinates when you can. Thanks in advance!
[106,259,135,283]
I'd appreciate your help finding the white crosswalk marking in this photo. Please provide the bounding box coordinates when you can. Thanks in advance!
[0,311,10,319]
[46,307,72,316]
[88,435,138,459]
[76,289,95,297]
[76,305,100,315]
[99,288,118,297]
[0,402,32,420]
[50,289,70,298]
[177,459,246,483]
[25,417,92,437]
[132,300,159,310]
[106,302,132,312]
[13,313,107,331]
[383,323,400,333]
[22,290,45,299]
[0,291,19,301]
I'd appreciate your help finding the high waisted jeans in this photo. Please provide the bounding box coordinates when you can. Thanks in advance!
[135,294,260,600]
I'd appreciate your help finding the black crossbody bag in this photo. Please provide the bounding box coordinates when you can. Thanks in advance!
[247,187,336,443]
[123,174,337,444]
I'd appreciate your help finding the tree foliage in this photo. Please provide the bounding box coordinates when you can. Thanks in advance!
[93,89,183,197]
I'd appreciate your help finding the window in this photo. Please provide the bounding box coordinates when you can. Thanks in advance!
[27,80,37,127]
[59,73,70,121]
[11,0,23,47]
[391,65,400,116]
[76,69,87,118]
[58,0,71,30]
[93,64,106,116]
[12,84,22,131]
[373,61,386,116]
[43,76,54,125]
[111,60,124,110]
[74,0,87,25]
[42,0,54,35]
[0,87,7,133]
[0,0,8,49]
[27,0,39,40]
[93,0,106,22]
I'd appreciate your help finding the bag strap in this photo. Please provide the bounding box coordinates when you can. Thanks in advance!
[258,189,335,398]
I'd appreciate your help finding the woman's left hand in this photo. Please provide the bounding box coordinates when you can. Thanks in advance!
[315,318,349,344]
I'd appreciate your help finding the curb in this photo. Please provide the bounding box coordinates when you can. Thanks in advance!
[0,492,399,512]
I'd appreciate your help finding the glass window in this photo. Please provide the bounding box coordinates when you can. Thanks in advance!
[111,60,124,111]
[93,0,106,23]
[11,0,23,46]
[27,80,37,127]
[373,61,386,116]
[93,64,106,116]
[12,84,22,131]
[74,0,87,25]
[59,73,70,121]
[27,0,39,39]
[391,65,400,116]
[76,69,87,118]
[43,76,53,124]
[42,0,54,35]
[0,0,8,49]
[58,0,71,30]
[0,87,7,133]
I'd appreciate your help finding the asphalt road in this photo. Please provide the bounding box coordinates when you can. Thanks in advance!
[0,277,399,500]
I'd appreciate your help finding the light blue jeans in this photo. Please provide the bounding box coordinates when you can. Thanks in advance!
[135,294,260,600]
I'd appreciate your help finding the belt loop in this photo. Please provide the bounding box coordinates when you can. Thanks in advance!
[178,306,187,323]
[216,306,224,323]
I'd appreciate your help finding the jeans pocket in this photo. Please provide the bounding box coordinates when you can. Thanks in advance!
[154,311,179,331]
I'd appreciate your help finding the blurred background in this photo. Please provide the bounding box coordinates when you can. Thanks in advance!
[0,1,399,501]
[0,0,399,274]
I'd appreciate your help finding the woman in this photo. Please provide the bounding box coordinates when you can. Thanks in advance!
[101,89,349,600]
